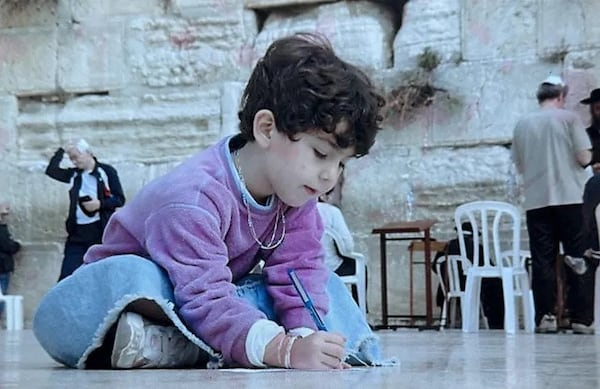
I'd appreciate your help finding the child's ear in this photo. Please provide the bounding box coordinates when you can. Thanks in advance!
[253,109,276,148]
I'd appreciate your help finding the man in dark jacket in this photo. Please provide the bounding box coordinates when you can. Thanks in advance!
[46,139,125,281]
[580,88,600,175]
[0,201,21,314]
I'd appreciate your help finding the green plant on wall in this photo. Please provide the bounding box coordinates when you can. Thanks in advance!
[417,47,441,72]
[384,47,451,126]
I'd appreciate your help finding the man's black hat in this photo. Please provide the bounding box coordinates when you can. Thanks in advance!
[580,88,600,105]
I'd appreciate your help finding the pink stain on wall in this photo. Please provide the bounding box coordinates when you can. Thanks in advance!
[235,43,259,68]
[315,13,337,40]
[0,127,9,152]
[465,101,478,122]
[170,28,196,49]
[470,22,491,45]
[500,60,513,74]
[433,104,453,127]
[0,36,24,63]
[210,0,228,11]
[564,70,599,121]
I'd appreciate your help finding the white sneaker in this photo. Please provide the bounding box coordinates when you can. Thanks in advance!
[572,322,595,335]
[535,314,558,333]
[111,312,200,369]
[564,255,587,275]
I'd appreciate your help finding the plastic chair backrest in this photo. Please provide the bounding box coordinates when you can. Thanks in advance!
[435,254,471,297]
[454,201,521,270]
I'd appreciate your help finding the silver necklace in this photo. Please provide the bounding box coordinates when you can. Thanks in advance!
[233,150,286,250]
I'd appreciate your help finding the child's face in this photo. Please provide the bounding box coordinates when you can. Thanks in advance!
[265,124,354,207]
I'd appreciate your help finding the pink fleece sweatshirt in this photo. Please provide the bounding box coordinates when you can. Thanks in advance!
[84,135,329,366]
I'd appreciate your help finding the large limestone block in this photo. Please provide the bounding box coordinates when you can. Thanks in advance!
[462,0,537,61]
[0,0,58,29]
[57,20,127,93]
[255,1,395,69]
[393,0,461,70]
[70,0,165,20]
[221,81,245,137]
[0,27,57,95]
[16,89,222,164]
[125,9,258,87]
[553,66,600,124]
[341,144,511,236]
[2,161,79,243]
[244,0,337,9]
[379,61,563,148]
[539,0,600,56]
[430,61,565,145]
[0,95,18,155]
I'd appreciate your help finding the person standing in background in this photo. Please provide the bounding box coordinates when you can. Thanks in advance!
[580,88,600,175]
[45,139,125,281]
[512,75,592,333]
[0,201,21,315]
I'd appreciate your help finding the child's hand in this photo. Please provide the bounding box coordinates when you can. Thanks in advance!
[290,331,348,370]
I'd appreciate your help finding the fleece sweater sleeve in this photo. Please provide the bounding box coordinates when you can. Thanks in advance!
[144,203,267,367]
[262,201,330,331]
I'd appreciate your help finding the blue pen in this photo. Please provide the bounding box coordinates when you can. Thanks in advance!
[287,269,328,331]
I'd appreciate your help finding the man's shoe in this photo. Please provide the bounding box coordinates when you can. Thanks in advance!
[572,322,595,335]
[564,255,587,275]
[535,314,558,333]
[111,312,200,369]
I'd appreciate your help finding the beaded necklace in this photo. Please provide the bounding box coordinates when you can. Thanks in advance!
[233,150,286,250]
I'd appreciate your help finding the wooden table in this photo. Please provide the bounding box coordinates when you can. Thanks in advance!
[372,219,438,329]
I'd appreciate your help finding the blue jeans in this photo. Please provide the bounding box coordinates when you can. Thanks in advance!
[0,272,9,315]
[33,255,383,369]
[58,240,94,281]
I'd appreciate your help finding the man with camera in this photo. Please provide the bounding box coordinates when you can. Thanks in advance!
[46,139,125,281]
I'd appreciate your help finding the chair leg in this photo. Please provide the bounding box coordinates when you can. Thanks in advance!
[501,270,517,334]
[463,276,482,332]
[5,298,15,330]
[409,246,414,324]
[14,296,23,330]
[440,299,448,328]
[450,298,457,328]
[479,305,489,330]
[595,267,600,335]
[356,280,367,317]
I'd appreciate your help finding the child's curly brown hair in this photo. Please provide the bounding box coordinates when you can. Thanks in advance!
[238,33,384,157]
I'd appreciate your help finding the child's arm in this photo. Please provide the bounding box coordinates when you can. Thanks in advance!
[262,201,330,331]
[263,331,348,369]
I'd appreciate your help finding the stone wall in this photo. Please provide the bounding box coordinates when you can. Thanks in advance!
[1,0,598,327]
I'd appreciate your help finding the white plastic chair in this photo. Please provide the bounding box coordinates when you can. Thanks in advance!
[337,252,367,317]
[0,287,24,330]
[317,202,367,316]
[595,268,600,335]
[435,254,488,329]
[500,250,535,331]
[321,227,367,316]
[455,201,535,334]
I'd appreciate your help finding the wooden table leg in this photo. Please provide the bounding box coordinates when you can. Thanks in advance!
[424,229,433,327]
[380,233,388,328]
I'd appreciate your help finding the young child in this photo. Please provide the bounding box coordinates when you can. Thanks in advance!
[34,33,384,370]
